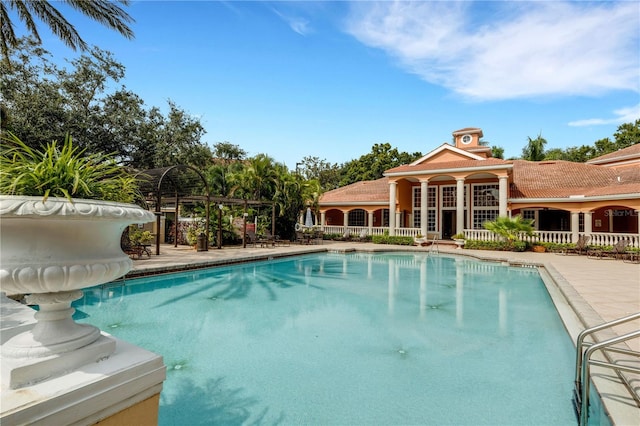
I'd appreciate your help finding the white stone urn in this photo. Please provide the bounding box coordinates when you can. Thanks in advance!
[453,239,465,249]
[0,196,155,364]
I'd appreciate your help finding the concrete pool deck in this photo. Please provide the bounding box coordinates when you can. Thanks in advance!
[127,241,639,423]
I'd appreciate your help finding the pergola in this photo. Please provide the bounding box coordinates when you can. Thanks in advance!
[137,165,274,255]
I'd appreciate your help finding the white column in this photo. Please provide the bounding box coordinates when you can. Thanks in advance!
[368,211,374,233]
[389,181,397,236]
[498,176,508,217]
[584,211,592,235]
[420,181,428,237]
[571,211,580,243]
[343,211,349,229]
[320,211,326,226]
[456,178,465,235]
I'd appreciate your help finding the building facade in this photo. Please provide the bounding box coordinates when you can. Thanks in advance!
[319,128,640,246]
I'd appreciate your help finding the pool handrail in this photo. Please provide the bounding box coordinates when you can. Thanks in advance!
[573,312,640,425]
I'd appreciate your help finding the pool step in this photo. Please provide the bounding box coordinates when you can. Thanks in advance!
[572,387,583,423]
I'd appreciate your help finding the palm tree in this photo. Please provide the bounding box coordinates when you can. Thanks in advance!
[1,0,134,61]
[522,133,547,161]
[484,215,535,250]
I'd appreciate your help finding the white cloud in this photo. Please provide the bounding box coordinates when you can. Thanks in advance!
[568,104,640,127]
[271,7,312,36]
[345,1,640,101]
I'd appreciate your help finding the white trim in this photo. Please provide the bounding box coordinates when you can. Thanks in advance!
[321,201,389,207]
[385,163,513,177]
[409,143,484,166]
[586,154,640,165]
[510,193,640,203]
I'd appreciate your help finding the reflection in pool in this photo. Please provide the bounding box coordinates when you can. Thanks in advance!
[74,253,606,425]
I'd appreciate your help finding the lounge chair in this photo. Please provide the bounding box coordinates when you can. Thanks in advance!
[257,231,274,248]
[354,228,369,242]
[313,230,324,244]
[295,231,308,244]
[563,235,591,255]
[587,239,631,259]
[341,229,352,241]
[245,231,257,247]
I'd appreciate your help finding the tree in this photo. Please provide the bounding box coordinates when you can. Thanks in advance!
[1,0,134,63]
[522,133,547,161]
[483,215,535,251]
[1,38,212,170]
[340,143,422,186]
[296,156,343,191]
[212,142,246,164]
[612,119,640,150]
[491,146,504,159]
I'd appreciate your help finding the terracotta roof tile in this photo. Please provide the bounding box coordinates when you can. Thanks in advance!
[320,178,389,203]
[587,143,640,163]
[386,158,511,174]
[321,160,640,206]
[510,160,640,198]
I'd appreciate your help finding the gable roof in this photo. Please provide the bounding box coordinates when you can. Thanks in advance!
[586,143,640,166]
[409,143,484,166]
[387,157,511,175]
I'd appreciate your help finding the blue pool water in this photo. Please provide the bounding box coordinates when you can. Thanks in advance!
[74,253,602,425]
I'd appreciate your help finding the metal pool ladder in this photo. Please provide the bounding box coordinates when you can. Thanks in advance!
[427,236,439,255]
[573,312,640,425]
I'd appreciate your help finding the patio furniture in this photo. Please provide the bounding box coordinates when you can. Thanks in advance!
[295,231,308,245]
[563,235,591,255]
[622,250,640,264]
[586,239,631,259]
[354,228,369,242]
[340,228,352,241]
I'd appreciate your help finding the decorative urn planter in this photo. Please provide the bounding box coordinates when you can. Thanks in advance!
[453,239,465,249]
[0,196,155,367]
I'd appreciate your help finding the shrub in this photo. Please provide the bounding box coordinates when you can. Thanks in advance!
[372,235,414,245]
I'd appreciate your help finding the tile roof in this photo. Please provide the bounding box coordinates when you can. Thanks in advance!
[586,143,640,164]
[321,160,640,205]
[386,158,511,174]
[320,178,390,204]
[510,160,640,198]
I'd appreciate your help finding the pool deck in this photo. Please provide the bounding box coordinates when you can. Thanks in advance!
[128,241,640,423]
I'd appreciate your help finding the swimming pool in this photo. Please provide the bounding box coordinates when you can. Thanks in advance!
[74,253,607,425]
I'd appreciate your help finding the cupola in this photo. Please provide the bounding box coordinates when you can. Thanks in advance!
[452,127,492,158]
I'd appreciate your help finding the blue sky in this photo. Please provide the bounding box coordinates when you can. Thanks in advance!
[25,1,640,169]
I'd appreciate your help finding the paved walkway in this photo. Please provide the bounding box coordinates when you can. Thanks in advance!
[129,241,640,422]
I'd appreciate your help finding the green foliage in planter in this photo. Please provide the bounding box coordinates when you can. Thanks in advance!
[451,233,466,240]
[129,226,154,245]
[372,235,414,245]
[0,132,139,203]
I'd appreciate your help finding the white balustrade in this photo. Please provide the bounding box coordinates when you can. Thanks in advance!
[320,226,638,247]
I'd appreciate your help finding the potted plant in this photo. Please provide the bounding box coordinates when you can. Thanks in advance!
[0,132,155,387]
[451,232,466,249]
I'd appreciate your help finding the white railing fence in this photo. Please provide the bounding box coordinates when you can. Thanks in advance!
[319,226,639,247]
[590,232,639,248]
